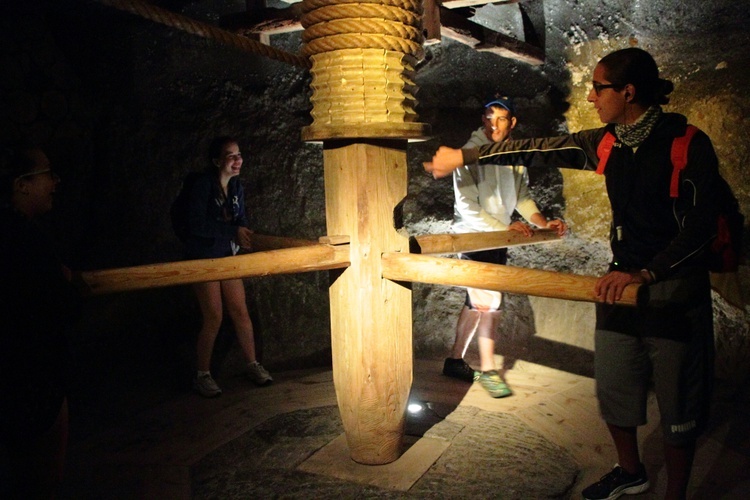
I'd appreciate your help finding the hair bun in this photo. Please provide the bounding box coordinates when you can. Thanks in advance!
[658,78,674,96]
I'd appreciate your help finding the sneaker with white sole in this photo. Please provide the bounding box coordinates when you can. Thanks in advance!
[581,463,650,500]
[247,361,273,386]
[477,370,513,398]
[193,372,222,398]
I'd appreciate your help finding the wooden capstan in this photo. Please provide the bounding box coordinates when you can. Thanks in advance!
[87,0,641,468]
[299,0,429,464]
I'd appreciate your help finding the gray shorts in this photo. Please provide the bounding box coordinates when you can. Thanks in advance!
[595,321,714,445]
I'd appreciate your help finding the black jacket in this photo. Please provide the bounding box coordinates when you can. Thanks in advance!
[462,113,722,281]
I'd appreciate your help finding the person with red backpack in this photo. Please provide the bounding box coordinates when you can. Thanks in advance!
[425,47,727,499]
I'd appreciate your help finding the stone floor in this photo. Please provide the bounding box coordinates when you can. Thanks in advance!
[60,357,750,499]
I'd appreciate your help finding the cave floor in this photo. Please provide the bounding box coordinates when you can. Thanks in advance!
[61,357,750,499]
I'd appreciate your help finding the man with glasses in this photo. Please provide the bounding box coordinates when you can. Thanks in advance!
[425,48,723,499]
[1,146,78,498]
[441,97,567,398]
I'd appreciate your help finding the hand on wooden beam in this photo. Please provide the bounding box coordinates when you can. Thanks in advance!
[237,226,254,250]
[595,270,651,305]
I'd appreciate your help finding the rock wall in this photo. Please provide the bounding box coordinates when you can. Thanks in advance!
[1,0,748,422]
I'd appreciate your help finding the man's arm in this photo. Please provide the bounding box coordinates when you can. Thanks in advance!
[424,131,604,178]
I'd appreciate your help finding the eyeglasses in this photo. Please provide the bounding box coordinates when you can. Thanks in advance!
[592,82,623,96]
[17,168,59,181]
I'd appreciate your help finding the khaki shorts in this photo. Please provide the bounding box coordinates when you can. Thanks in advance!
[459,249,507,312]
[594,310,714,446]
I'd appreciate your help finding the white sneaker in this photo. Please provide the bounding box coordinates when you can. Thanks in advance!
[193,372,222,398]
[247,361,273,386]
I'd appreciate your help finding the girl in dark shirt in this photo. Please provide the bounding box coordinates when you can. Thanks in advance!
[186,137,272,397]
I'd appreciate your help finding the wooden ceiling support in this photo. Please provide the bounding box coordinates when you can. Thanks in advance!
[437,5,544,65]
[224,0,545,66]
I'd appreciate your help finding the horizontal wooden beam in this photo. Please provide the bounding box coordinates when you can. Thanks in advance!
[411,228,560,255]
[381,252,639,306]
[77,243,350,295]
[248,233,319,251]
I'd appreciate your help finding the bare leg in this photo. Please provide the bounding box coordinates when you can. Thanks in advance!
[193,281,223,371]
[607,423,641,473]
[663,441,695,500]
[450,305,480,359]
[477,311,501,372]
[220,278,257,363]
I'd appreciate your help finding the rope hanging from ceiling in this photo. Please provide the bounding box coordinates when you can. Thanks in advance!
[96,0,312,69]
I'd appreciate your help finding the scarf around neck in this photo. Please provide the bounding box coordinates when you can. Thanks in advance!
[615,105,662,147]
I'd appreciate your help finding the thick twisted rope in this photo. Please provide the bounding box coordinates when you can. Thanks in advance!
[303,34,422,57]
[302,18,421,43]
[302,0,423,14]
[95,0,311,69]
[301,0,424,58]
[301,4,420,29]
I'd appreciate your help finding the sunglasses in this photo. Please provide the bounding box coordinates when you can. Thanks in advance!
[17,168,59,181]
[592,82,623,96]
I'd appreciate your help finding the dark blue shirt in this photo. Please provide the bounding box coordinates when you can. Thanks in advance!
[184,171,249,259]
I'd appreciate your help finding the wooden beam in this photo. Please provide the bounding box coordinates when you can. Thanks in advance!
[221,3,304,44]
[439,6,544,65]
[381,252,640,306]
[422,0,442,45]
[411,228,560,255]
[76,244,350,295]
[248,233,319,251]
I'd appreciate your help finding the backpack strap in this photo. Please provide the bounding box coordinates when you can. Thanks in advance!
[596,131,617,174]
[669,124,699,198]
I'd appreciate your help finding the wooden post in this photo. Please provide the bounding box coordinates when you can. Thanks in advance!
[324,139,412,465]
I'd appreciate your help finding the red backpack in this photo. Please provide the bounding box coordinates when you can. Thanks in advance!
[596,125,744,273]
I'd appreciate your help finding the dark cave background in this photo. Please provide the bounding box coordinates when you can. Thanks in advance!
[1,0,749,439]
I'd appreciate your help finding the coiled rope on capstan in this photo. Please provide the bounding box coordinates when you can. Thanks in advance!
[300,0,424,58]
[301,0,423,15]
[304,34,422,57]
[95,0,311,69]
[302,18,421,43]
[300,0,429,140]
